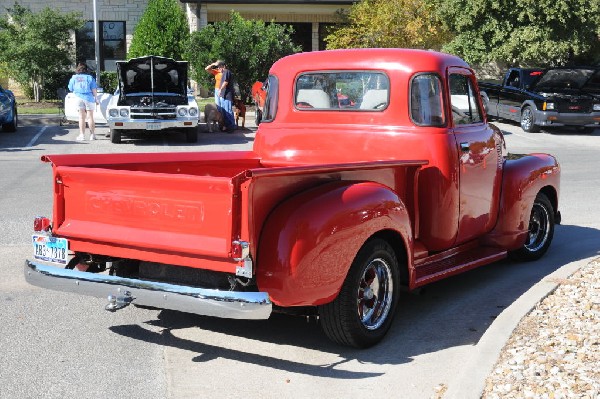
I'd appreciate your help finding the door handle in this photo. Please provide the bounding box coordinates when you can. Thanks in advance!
[460,142,470,152]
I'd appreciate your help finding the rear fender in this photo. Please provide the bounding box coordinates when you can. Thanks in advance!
[256,181,412,307]
[483,153,560,249]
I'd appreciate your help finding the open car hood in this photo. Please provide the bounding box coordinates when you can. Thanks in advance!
[116,55,188,97]
[530,67,600,93]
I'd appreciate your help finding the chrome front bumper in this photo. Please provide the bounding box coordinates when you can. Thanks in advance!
[108,119,198,130]
[25,260,272,320]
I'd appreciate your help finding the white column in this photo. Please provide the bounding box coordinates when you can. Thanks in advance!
[312,22,320,51]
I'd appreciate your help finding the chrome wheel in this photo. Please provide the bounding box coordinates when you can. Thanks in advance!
[524,202,550,253]
[319,238,400,348]
[510,192,555,261]
[520,106,540,133]
[357,258,393,330]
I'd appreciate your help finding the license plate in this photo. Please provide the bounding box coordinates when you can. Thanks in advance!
[146,122,162,130]
[32,235,69,264]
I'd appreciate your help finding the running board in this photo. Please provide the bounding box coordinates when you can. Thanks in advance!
[413,246,507,287]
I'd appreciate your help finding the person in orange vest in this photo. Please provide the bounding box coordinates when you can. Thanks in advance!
[205,60,223,104]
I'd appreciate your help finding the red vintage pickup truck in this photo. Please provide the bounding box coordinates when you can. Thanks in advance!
[26,49,561,348]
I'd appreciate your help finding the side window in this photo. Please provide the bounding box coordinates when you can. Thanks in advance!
[506,70,520,88]
[449,74,483,125]
[410,74,445,126]
[294,71,389,110]
[262,75,278,122]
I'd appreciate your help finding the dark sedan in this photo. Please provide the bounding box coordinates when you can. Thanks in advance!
[0,83,17,132]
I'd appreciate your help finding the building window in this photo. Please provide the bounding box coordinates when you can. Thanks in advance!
[76,21,126,72]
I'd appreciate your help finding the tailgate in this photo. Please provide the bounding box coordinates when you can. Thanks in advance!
[53,166,236,259]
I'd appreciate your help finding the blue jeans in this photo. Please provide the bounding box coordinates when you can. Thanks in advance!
[219,97,235,128]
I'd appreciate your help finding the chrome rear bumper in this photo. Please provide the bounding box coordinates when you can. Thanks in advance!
[25,260,272,320]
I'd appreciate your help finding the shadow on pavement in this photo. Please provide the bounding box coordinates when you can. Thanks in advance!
[109,223,600,378]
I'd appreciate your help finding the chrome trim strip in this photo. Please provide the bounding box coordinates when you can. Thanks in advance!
[25,260,272,320]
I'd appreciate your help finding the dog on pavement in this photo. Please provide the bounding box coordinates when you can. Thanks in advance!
[204,103,224,133]
[233,98,246,128]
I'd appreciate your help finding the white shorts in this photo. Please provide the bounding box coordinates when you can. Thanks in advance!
[76,98,96,111]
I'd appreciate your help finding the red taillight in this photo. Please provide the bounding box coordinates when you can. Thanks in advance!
[33,217,51,232]
[231,240,249,261]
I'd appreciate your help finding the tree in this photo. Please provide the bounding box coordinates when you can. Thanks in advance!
[185,12,301,102]
[0,2,82,101]
[435,0,600,67]
[324,0,451,51]
[127,0,190,60]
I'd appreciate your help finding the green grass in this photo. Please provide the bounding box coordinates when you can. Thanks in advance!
[17,97,60,115]
[19,106,60,115]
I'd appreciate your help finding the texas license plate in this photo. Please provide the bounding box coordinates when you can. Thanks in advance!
[146,122,162,130]
[32,235,69,264]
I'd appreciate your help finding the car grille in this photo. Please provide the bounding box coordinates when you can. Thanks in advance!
[556,100,592,113]
[130,107,178,120]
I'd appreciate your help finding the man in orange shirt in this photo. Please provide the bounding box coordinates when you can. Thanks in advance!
[205,60,223,104]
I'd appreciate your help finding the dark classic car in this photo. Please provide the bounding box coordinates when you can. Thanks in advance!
[480,67,600,133]
[0,83,17,132]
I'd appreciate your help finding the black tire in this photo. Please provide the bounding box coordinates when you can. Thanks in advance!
[110,128,121,144]
[510,192,555,261]
[255,108,262,125]
[185,127,198,143]
[520,106,540,133]
[2,105,17,132]
[319,238,400,348]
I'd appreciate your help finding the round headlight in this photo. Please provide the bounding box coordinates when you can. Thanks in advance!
[108,109,118,118]
[189,107,198,117]
[178,108,188,116]
[119,109,129,117]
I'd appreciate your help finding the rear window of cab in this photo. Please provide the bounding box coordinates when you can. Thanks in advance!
[294,71,390,111]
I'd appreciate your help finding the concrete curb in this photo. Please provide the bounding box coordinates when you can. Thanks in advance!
[444,257,591,398]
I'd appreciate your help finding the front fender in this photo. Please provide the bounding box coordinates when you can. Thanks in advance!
[256,181,412,307]
[483,153,560,249]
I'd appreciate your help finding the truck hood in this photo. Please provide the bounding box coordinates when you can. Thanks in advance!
[531,68,600,96]
[116,55,188,97]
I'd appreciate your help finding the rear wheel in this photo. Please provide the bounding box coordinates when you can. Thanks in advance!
[110,128,121,144]
[319,238,400,348]
[520,106,540,133]
[510,192,555,261]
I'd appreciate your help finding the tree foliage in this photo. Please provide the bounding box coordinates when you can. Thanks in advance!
[127,0,190,60]
[0,2,82,101]
[325,0,451,50]
[436,0,600,67]
[185,11,300,102]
